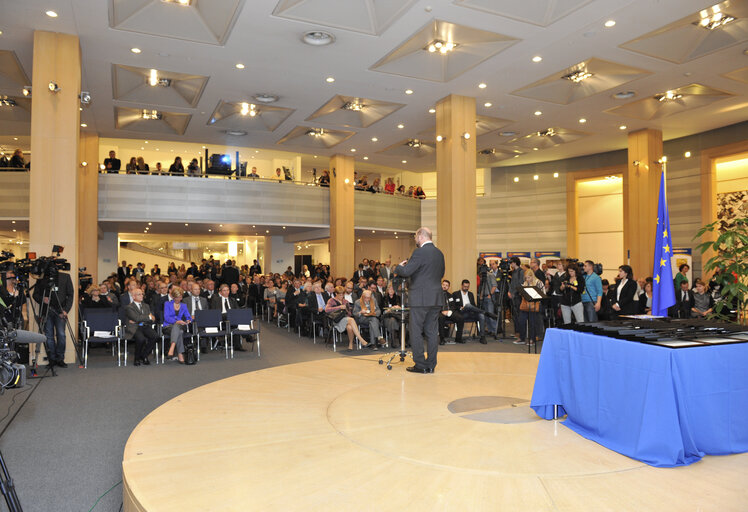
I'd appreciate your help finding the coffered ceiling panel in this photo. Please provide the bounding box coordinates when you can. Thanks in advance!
[114,106,191,135]
[109,0,245,45]
[475,114,514,136]
[605,84,733,120]
[511,58,651,105]
[723,65,748,85]
[276,126,355,149]
[208,100,294,132]
[112,64,209,108]
[477,147,525,165]
[620,0,748,64]
[305,95,405,128]
[0,97,31,124]
[0,51,30,95]
[378,138,435,159]
[370,19,519,82]
[272,0,418,35]
[508,127,589,149]
[453,0,594,26]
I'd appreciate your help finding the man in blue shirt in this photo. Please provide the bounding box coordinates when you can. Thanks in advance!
[581,260,603,322]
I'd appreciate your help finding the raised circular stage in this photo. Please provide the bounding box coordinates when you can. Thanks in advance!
[122,352,748,511]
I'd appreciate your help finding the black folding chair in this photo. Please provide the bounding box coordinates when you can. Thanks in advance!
[194,309,229,359]
[81,309,121,368]
[227,309,261,358]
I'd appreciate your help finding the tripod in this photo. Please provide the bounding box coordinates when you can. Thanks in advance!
[379,279,411,370]
[29,279,82,374]
[493,271,515,341]
[0,449,22,511]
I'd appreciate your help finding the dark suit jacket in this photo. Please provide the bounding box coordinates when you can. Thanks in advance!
[221,266,240,286]
[183,293,209,317]
[380,266,393,282]
[150,294,170,323]
[674,289,695,318]
[611,279,638,315]
[307,292,330,312]
[351,269,368,283]
[124,301,154,339]
[33,272,74,314]
[450,290,477,310]
[209,294,239,312]
[394,241,445,308]
[104,157,121,171]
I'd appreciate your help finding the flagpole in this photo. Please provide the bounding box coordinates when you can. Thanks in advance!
[657,156,667,202]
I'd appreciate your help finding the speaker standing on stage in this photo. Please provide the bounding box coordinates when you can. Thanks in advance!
[394,227,445,374]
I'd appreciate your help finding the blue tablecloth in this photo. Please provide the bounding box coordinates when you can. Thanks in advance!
[530,328,748,467]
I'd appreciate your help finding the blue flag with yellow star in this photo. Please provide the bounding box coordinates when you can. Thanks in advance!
[652,171,676,316]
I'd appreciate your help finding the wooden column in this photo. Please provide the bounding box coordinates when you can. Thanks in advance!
[30,31,81,364]
[436,94,476,287]
[78,132,99,283]
[624,129,663,280]
[329,154,354,278]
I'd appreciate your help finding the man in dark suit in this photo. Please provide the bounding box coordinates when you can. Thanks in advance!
[306,282,329,335]
[184,283,209,317]
[451,279,488,344]
[438,279,465,345]
[150,281,170,324]
[124,289,158,366]
[674,280,695,318]
[210,284,245,351]
[249,260,262,277]
[221,260,240,287]
[104,150,121,174]
[33,270,75,367]
[380,258,393,283]
[201,279,216,301]
[394,227,445,373]
[352,264,368,283]
[117,260,130,288]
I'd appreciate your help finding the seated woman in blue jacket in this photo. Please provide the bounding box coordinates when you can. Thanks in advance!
[163,286,192,363]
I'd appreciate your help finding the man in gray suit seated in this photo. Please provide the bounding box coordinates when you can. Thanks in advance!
[394,227,445,374]
[124,289,158,366]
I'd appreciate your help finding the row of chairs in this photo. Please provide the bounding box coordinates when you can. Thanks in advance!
[80,307,260,368]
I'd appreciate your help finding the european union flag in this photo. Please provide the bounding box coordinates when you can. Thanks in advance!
[652,171,676,316]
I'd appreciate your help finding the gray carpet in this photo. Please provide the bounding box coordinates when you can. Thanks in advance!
[0,322,531,511]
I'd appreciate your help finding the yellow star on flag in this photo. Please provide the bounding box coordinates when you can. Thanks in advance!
[654,275,660,284]
[663,244,670,253]
[660,258,666,267]
[663,229,668,238]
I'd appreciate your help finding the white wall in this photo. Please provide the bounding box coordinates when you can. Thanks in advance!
[97,231,118,281]
[268,235,295,274]
[576,178,623,282]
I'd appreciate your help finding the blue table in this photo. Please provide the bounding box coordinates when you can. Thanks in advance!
[531,328,748,467]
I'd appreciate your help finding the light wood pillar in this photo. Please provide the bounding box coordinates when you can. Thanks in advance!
[329,154,354,277]
[78,132,99,283]
[624,129,662,280]
[436,94,476,287]
[30,31,81,364]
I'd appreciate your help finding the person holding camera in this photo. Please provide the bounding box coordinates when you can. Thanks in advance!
[560,264,585,324]
[33,270,74,368]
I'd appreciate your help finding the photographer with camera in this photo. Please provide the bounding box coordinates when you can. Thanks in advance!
[1,271,25,329]
[32,264,75,368]
[477,258,499,338]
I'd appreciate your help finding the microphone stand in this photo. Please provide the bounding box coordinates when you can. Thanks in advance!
[379,278,411,370]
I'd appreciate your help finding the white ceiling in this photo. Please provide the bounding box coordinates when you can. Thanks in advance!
[0,0,746,172]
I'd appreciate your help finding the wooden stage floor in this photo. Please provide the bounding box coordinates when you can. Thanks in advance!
[122,352,748,511]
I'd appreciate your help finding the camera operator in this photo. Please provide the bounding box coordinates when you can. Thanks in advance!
[32,267,74,368]
[1,271,25,328]
[478,259,500,337]
[506,257,523,339]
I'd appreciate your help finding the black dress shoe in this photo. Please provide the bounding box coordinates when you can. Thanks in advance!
[480,337,488,345]
[406,365,430,374]
[439,340,445,345]
[134,359,141,367]
[142,358,150,365]
[57,361,68,368]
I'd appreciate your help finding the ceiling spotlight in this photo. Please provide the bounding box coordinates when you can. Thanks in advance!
[344,178,350,184]
[342,100,365,111]
[428,108,436,114]
[80,123,87,127]
[436,135,444,142]
[513,177,519,182]
[240,102,257,116]
[604,20,616,27]
[579,118,587,123]
[350,148,356,152]
[46,10,58,17]
[655,90,683,102]
[684,151,692,158]
[534,111,542,116]
[425,39,457,54]
[562,69,593,83]
[131,47,141,54]
[363,156,368,160]
[253,93,279,104]
[0,97,17,107]
[302,30,335,46]
[479,148,495,155]
[48,81,60,93]
[462,132,470,140]
[306,128,325,138]
[478,83,487,89]
[22,86,31,97]
[405,89,413,95]
[406,139,422,148]
[533,175,539,181]
[401,160,407,164]
[619,125,627,130]
[325,76,335,83]
[532,56,543,63]
[484,102,492,107]
[695,4,736,30]
[397,124,404,129]
[371,137,378,142]
[533,147,539,151]
[235,63,245,69]
[553,172,559,178]
[79,91,91,104]
[161,0,192,5]
[141,109,162,120]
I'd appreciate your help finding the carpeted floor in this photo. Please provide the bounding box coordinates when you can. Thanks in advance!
[0,321,531,511]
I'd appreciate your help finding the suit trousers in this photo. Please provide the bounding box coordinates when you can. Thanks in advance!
[408,306,440,369]
[133,325,158,360]
[439,311,464,341]
[168,324,187,354]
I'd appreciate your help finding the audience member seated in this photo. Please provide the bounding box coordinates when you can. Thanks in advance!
[325,286,371,352]
[263,280,280,318]
[185,283,208,317]
[81,285,112,310]
[150,282,170,324]
[690,279,714,318]
[452,279,487,344]
[210,284,245,351]
[163,286,191,363]
[229,283,245,307]
[382,285,401,343]
[439,280,465,344]
[169,156,185,176]
[559,264,585,324]
[674,279,695,319]
[610,265,638,316]
[354,290,384,347]
[124,289,158,366]
[98,283,119,310]
[639,281,653,314]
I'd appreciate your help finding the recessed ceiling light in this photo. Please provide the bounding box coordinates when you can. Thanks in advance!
[325,76,335,83]
[532,56,542,63]
[478,83,487,89]
[604,20,616,28]
[350,148,356,152]
[397,124,404,129]
[405,89,413,95]
[534,111,542,116]
[208,229,212,232]
[46,10,58,17]
[533,147,539,151]
[253,93,278,104]
[220,224,223,227]
[302,30,335,46]
[579,118,586,123]
[266,230,270,233]
[513,177,519,182]
[363,156,368,160]
[612,91,636,100]
[533,175,539,181]
[619,125,627,130]
[80,123,87,127]
[484,102,492,107]
[684,151,692,158]
[148,222,152,225]
[131,47,142,54]
[184,223,189,226]
[0,31,3,36]
[428,108,436,114]
[402,160,407,164]
[553,172,559,178]
[235,63,245,69]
